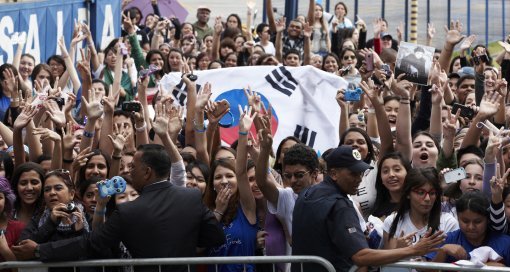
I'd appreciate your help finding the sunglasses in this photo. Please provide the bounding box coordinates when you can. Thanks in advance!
[343,55,357,60]
[282,171,310,180]
[412,188,437,199]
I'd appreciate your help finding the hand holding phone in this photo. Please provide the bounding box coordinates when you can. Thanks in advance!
[443,167,467,184]
[451,103,475,119]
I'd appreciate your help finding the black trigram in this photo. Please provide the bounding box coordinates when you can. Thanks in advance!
[265,66,298,97]
[172,81,201,106]
[294,125,317,148]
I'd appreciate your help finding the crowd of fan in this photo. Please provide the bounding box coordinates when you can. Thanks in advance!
[0,0,509,271]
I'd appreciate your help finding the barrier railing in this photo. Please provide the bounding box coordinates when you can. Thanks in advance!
[0,256,336,272]
[384,261,510,271]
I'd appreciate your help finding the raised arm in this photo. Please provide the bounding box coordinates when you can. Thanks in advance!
[302,23,312,65]
[98,85,117,158]
[361,79,394,158]
[255,118,279,205]
[438,20,465,73]
[236,105,257,225]
[12,106,38,168]
[211,17,223,61]
[107,125,131,178]
[79,89,104,151]
[461,91,501,148]
[390,77,414,162]
[266,0,276,33]
[274,17,286,63]
[194,83,212,165]
[33,128,62,170]
[151,102,182,164]
[426,23,436,47]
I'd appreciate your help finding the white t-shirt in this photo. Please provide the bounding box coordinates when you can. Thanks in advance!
[257,41,276,56]
[381,211,459,271]
[351,161,378,218]
[267,187,296,238]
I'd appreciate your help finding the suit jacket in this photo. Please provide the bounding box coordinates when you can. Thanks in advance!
[39,181,225,262]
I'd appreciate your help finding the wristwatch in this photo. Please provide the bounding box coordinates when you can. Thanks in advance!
[34,244,40,258]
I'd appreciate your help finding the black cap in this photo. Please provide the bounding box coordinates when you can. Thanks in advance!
[325,145,373,173]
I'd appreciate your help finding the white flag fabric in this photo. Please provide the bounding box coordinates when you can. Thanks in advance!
[160,65,347,154]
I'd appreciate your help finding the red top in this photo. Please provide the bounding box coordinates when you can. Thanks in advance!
[0,220,25,262]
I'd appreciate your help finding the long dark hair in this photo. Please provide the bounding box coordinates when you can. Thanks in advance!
[203,158,240,224]
[11,162,45,211]
[274,136,300,174]
[339,127,376,163]
[77,149,111,189]
[371,152,411,217]
[389,167,442,238]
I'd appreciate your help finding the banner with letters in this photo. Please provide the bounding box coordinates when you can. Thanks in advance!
[160,66,348,154]
[0,0,120,65]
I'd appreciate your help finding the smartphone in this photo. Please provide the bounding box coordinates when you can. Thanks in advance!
[451,103,475,119]
[444,167,467,184]
[381,64,392,77]
[472,53,489,65]
[139,64,161,79]
[365,53,374,72]
[122,101,141,112]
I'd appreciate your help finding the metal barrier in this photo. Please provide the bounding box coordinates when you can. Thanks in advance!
[384,261,510,271]
[0,256,336,272]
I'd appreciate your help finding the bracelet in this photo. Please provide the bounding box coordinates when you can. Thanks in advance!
[213,210,224,216]
[94,208,106,216]
[400,99,410,104]
[193,119,206,132]
[367,108,376,114]
[83,130,95,138]
[239,131,248,136]
[112,154,122,160]
[135,122,147,132]
[63,158,74,163]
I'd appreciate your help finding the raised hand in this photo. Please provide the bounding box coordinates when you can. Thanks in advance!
[430,84,444,105]
[13,105,37,130]
[44,99,66,128]
[275,17,286,33]
[2,68,17,96]
[391,74,413,99]
[477,91,501,120]
[151,102,169,136]
[243,86,262,113]
[62,122,80,152]
[214,16,223,34]
[373,18,384,37]
[460,34,476,52]
[101,86,117,114]
[335,89,348,109]
[443,20,465,46]
[258,122,273,150]
[122,11,135,35]
[396,21,404,41]
[427,23,436,40]
[168,105,184,136]
[360,78,383,105]
[498,40,510,54]
[57,37,69,59]
[108,123,131,154]
[33,127,61,142]
[82,89,104,120]
[303,23,313,38]
[238,105,257,134]
[195,82,212,110]
[206,100,229,125]
[443,108,460,140]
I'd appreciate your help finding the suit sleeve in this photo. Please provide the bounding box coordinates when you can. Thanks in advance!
[197,203,225,248]
[38,211,124,261]
[18,217,57,244]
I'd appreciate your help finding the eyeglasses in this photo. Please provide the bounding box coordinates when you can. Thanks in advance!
[283,171,310,180]
[343,55,357,60]
[412,188,437,199]
[46,169,73,186]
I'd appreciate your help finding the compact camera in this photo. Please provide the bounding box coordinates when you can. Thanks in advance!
[344,87,363,102]
[97,176,127,198]
[122,101,141,112]
[66,202,77,213]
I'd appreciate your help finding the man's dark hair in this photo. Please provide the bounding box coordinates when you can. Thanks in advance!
[456,145,483,166]
[283,144,319,172]
[284,49,301,61]
[256,23,270,35]
[92,79,110,96]
[456,74,475,89]
[137,144,171,178]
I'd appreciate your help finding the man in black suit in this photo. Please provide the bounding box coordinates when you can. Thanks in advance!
[12,144,225,267]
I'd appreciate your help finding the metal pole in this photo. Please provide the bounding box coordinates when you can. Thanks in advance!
[426,0,430,23]
[284,0,297,26]
[405,0,409,42]
[410,0,418,43]
[467,0,471,36]
[326,0,330,13]
[447,0,451,26]
[503,0,506,41]
[485,0,488,46]
[354,0,359,22]
[262,0,267,23]
[382,0,385,19]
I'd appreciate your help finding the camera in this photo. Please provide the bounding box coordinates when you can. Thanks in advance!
[472,53,489,66]
[187,74,198,82]
[344,87,363,102]
[381,64,392,78]
[97,176,127,198]
[50,97,65,108]
[122,101,141,112]
[139,64,161,79]
[66,202,77,213]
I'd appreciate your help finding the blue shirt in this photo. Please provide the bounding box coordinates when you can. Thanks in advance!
[208,205,258,272]
[0,95,10,121]
[426,229,510,265]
